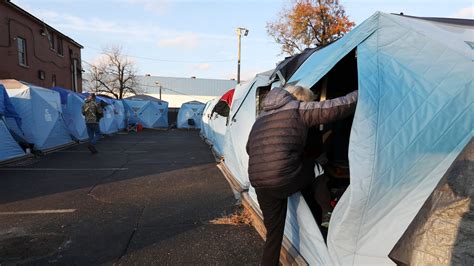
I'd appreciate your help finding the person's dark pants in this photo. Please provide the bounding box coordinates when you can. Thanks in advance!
[86,123,101,145]
[255,176,325,266]
[255,173,331,266]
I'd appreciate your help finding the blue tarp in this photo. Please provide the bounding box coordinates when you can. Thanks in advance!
[177,101,205,129]
[123,98,169,128]
[51,87,88,141]
[207,12,473,265]
[4,81,73,151]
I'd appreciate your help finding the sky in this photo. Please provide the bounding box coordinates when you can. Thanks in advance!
[12,0,474,81]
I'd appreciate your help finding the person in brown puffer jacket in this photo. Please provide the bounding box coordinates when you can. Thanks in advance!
[246,85,358,266]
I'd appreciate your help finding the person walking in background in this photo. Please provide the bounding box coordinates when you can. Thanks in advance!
[246,85,358,266]
[82,93,103,154]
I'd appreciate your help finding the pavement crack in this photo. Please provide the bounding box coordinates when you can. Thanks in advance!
[115,206,145,263]
[87,145,135,197]
[87,193,112,204]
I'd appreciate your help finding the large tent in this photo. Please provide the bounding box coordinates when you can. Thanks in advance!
[201,98,228,158]
[51,87,88,141]
[177,101,205,129]
[0,79,73,151]
[0,84,25,162]
[123,96,168,128]
[222,70,273,188]
[205,12,473,265]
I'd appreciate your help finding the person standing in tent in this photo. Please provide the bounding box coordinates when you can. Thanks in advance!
[246,85,357,266]
[82,93,103,154]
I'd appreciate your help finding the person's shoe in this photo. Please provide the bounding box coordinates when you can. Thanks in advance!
[321,212,332,228]
[87,144,98,154]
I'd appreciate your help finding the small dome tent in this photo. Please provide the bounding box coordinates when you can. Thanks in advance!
[0,84,25,162]
[113,100,126,130]
[81,93,119,134]
[0,79,73,151]
[51,87,88,141]
[177,101,205,129]
[96,95,119,134]
[123,95,168,128]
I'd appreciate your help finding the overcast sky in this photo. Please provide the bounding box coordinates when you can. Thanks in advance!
[13,0,474,81]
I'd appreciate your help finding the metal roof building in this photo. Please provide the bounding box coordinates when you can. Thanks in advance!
[136,76,237,107]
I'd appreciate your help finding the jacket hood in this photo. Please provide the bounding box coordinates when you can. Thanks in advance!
[85,98,94,103]
[262,88,294,111]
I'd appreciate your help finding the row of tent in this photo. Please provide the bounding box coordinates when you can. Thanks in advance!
[201,12,473,265]
[0,79,206,162]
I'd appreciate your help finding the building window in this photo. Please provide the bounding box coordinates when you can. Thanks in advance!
[47,30,55,50]
[52,74,57,87]
[57,37,63,56]
[17,37,27,66]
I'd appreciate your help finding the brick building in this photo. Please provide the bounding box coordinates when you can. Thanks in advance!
[0,0,83,92]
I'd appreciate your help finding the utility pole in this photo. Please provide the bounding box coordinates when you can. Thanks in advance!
[236,27,248,84]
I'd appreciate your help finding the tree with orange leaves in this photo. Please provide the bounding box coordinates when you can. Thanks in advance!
[267,0,355,55]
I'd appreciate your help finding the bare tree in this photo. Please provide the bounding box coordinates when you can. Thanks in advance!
[267,0,355,55]
[86,46,139,99]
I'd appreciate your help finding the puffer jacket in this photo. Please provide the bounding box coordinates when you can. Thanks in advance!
[246,87,358,189]
[82,98,103,124]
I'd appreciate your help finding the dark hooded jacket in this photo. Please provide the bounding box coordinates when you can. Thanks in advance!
[246,88,358,189]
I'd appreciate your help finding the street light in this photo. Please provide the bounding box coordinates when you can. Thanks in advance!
[236,27,248,84]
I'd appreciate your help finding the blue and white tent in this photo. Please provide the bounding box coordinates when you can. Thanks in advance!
[81,94,119,135]
[0,79,73,151]
[51,87,88,141]
[113,100,126,130]
[97,96,119,134]
[211,13,473,265]
[177,101,205,129]
[0,84,25,162]
[123,97,168,128]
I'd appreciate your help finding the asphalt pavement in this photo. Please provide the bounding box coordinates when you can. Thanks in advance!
[0,129,263,265]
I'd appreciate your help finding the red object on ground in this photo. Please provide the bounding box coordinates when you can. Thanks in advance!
[137,123,143,132]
